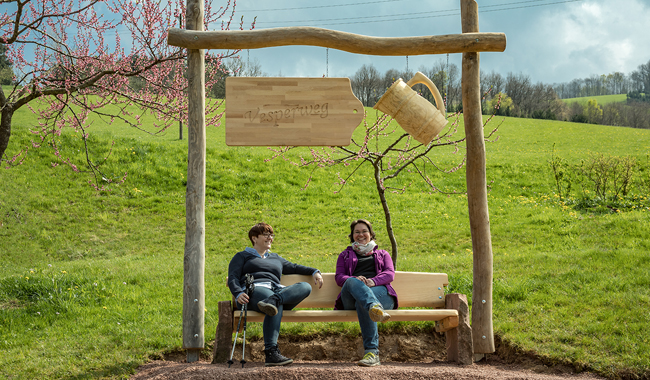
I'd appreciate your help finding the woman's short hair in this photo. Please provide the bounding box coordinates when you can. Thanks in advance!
[248,222,274,245]
[348,219,376,243]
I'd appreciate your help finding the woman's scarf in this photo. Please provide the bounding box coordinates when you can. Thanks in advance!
[351,240,377,257]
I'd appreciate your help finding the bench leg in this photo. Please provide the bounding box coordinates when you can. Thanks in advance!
[211,301,233,364]
[445,293,473,365]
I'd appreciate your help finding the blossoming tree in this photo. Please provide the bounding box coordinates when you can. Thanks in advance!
[0,0,244,188]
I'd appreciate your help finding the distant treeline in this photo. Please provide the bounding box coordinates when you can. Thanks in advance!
[344,58,650,130]
[161,55,650,130]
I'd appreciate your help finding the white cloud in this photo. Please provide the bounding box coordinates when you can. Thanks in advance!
[525,0,650,83]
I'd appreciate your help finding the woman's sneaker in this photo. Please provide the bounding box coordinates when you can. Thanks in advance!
[368,303,391,323]
[357,352,380,367]
[264,346,293,366]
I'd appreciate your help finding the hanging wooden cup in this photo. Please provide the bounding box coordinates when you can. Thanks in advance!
[374,71,447,145]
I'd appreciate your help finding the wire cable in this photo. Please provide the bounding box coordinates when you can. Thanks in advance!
[252,0,584,27]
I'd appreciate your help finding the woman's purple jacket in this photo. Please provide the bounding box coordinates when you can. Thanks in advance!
[334,245,399,310]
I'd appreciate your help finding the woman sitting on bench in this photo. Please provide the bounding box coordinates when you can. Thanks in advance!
[334,219,398,367]
[227,222,324,366]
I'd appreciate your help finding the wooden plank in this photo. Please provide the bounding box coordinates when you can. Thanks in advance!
[461,0,495,354]
[225,77,364,146]
[167,27,506,55]
[435,315,459,333]
[277,271,448,309]
[234,309,459,328]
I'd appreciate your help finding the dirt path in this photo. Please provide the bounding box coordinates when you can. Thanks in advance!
[131,332,606,380]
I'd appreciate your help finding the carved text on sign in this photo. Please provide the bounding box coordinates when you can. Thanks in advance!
[226,77,364,146]
[245,103,329,125]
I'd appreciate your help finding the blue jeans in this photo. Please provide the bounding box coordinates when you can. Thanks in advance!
[340,277,395,355]
[237,282,311,350]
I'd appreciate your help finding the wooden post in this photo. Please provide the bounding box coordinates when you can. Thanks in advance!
[182,0,206,363]
[211,301,234,364]
[445,293,473,364]
[461,0,495,355]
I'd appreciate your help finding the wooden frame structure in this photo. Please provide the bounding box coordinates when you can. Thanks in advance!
[169,0,504,362]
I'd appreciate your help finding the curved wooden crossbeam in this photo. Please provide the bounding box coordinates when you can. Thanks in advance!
[167,26,506,55]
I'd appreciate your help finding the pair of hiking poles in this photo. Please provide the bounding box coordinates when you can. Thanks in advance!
[227,273,255,368]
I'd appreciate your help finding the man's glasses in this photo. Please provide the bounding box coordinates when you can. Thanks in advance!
[261,233,275,239]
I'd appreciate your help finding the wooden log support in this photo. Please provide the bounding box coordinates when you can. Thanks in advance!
[211,301,233,364]
[461,0,495,355]
[182,0,206,363]
[167,27,506,55]
[444,293,474,365]
[435,315,460,333]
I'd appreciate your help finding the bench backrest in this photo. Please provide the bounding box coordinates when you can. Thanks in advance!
[280,271,448,309]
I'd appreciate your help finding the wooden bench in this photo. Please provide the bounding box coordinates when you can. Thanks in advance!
[212,271,473,364]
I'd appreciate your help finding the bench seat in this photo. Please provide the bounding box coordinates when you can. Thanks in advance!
[238,309,459,323]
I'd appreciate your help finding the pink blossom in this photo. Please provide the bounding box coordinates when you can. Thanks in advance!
[1,0,247,190]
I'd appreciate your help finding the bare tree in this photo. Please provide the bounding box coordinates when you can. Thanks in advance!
[503,72,564,119]
[626,102,650,129]
[381,68,401,93]
[634,59,650,94]
[446,63,461,111]
[224,56,267,78]
[484,71,505,97]
[505,72,533,116]
[417,60,447,104]
[608,72,626,95]
[351,64,381,107]
[267,109,501,266]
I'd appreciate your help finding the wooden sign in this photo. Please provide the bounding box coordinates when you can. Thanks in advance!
[225,77,364,146]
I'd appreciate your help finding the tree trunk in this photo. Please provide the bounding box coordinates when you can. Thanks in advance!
[0,97,13,161]
[373,161,398,267]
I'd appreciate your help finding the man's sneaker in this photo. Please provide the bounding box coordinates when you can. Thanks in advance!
[368,303,391,323]
[257,294,281,316]
[357,352,381,367]
[264,346,293,366]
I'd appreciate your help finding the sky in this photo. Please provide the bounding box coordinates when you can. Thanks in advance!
[212,0,650,85]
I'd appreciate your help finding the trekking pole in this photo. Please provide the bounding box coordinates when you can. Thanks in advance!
[240,302,248,367]
[227,304,245,368]
[240,274,255,368]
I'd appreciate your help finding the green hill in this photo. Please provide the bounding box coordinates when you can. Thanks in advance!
[563,94,627,105]
[1,106,649,379]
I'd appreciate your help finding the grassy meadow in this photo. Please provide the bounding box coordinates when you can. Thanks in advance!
[1,102,650,379]
[562,94,627,106]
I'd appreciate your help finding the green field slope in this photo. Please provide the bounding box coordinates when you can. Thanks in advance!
[563,94,627,105]
[1,106,649,379]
